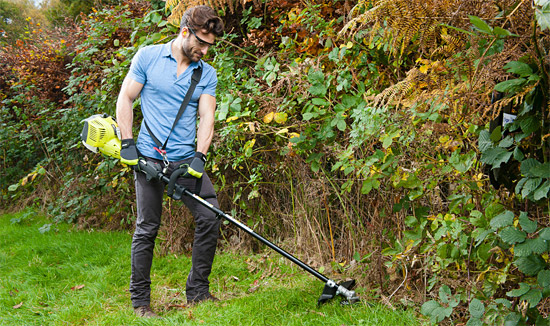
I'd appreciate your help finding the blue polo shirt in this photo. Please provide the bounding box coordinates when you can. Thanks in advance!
[128,41,217,161]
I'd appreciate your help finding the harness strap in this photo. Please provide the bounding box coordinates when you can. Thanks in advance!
[144,65,203,154]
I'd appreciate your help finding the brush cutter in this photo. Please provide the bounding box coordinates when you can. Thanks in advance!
[81,114,360,306]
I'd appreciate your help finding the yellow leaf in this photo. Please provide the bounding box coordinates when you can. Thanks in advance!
[419,64,430,74]
[289,132,300,139]
[439,135,450,144]
[263,112,274,124]
[276,128,289,135]
[226,116,239,122]
[274,112,288,124]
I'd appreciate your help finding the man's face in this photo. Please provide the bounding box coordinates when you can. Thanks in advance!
[182,27,216,62]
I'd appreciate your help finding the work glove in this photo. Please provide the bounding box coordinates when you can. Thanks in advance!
[120,138,139,168]
[187,151,206,178]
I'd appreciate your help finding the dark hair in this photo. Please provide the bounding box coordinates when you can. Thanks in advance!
[180,6,224,37]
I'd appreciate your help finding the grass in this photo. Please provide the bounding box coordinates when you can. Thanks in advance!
[0,210,421,325]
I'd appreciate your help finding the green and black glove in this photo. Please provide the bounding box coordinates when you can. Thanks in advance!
[120,138,139,168]
[187,151,206,178]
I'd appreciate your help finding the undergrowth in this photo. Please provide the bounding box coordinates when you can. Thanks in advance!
[1,0,549,324]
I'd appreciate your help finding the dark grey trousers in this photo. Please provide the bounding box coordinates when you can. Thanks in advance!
[130,157,221,308]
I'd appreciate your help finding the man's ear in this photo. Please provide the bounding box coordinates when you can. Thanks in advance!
[181,26,189,38]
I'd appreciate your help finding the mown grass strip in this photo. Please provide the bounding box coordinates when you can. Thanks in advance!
[0,210,420,325]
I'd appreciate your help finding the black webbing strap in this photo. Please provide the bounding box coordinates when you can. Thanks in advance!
[144,65,203,153]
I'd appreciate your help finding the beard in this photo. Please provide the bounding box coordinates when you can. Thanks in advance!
[182,39,202,62]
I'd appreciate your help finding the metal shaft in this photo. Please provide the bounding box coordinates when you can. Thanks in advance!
[137,160,331,285]
[180,186,331,284]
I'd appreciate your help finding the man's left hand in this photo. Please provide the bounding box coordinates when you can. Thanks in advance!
[187,152,206,178]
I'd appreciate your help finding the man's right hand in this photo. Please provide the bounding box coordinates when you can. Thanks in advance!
[120,138,139,168]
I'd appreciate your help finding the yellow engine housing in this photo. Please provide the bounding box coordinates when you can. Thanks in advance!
[81,114,121,159]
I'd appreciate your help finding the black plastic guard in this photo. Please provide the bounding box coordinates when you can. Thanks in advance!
[318,279,357,306]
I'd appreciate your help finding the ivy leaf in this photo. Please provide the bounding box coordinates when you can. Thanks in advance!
[499,226,526,244]
[506,283,531,297]
[490,210,514,229]
[515,255,546,276]
[481,147,512,169]
[468,298,485,319]
[518,212,537,233]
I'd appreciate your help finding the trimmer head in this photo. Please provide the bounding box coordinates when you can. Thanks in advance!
[318,279,360,306]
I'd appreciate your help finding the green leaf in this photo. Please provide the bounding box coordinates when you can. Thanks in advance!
[466,318,483,326]
[515,255,546,276]
[421,300,441,316]
[506,283,531,297]
[485,202,505,220]
[527,237,548,255]
[529,162,550,178]
[449,150,476,173]
[534,180,550,200]
[520,115,540,134]
[521,288,543,308]
[336,119,346,131]
[494,78,526,93]
[539,227,550,240]
[513,147,525,161]
[514,241,534,257]
[481,147,512,169]
[438,285,453,305]
[521,178,543,198]
[503,61,533,77]
[515,238,546,257]
[537,269,550,288]
[469,298,485,318]
[535,1,550,31]
[8,184,19,192]
[499,226,526,244]
[520,158,541,177]
[311,98,329,106]
[519,212,537,233]
[490,210,514,229]
[469,15,493,34]
[478,130,494,151]
[493,26,512,37]
[499,136,514,148]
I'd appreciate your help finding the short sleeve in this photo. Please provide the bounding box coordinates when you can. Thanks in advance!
[202,69,217,97]
[128,48,147,84]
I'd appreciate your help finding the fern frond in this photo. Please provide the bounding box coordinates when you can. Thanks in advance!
[165,0,248,27]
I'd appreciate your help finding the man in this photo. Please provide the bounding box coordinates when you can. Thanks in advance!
[115,6,224,318]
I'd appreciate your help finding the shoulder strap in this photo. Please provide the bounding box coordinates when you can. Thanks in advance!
[145,65,203,152]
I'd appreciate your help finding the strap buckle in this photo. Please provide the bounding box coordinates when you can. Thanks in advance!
[154,147,170,173]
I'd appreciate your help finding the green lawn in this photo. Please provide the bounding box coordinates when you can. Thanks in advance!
[0,210,421,325]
